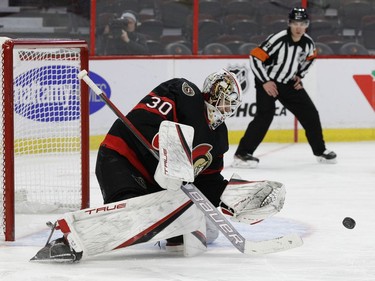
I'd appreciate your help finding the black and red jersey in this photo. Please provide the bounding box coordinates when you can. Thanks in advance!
[100,78,229,205]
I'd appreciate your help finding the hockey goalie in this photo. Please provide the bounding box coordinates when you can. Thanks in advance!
[31,69,287,262]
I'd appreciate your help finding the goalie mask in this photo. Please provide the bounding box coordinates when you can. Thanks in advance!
[202,69,242,130]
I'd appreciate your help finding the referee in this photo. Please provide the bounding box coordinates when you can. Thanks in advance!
[233,7,337,168]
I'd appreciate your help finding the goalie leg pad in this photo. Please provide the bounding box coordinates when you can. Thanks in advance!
[39,189,205,260]
[206,217,219,244]
[165,214,218,255]
[220,174,286,224]
[165,206,207,257]
[183,211,207,257]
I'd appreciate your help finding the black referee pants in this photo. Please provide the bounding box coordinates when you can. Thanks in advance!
[236,81,327,156]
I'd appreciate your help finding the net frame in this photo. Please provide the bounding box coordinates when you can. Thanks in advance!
[0,38,90,241]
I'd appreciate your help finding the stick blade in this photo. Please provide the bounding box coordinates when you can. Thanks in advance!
[244,233,303,255]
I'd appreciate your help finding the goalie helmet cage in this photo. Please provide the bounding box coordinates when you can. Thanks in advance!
[0,38,90,241]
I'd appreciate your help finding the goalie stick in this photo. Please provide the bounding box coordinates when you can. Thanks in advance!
[78,70,303,255]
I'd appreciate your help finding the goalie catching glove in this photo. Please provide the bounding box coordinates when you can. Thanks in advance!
[220,174,286,225]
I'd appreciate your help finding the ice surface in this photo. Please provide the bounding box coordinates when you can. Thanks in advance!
[1,142,374,281]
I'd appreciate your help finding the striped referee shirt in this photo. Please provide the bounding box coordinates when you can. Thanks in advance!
[250,29,317,84]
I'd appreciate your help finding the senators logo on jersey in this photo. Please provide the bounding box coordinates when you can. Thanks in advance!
[192,144,213,175]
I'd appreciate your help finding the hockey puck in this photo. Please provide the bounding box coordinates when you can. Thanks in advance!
[342,217,356,229]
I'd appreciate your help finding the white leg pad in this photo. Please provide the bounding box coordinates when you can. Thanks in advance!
[182,211,207,257]
[57,189,205,259]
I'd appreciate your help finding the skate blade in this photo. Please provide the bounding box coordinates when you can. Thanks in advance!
[316,157,337,164]
[30,256,76,263]
[231,160,258,169]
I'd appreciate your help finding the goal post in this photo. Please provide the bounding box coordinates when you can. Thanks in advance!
[0,37,90,241]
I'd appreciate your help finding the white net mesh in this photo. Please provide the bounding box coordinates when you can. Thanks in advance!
[0,39,87,239]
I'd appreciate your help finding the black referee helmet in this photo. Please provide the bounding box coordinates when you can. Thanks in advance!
[288,7,309,21]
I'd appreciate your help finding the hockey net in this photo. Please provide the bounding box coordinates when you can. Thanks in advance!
[0,38,90,241]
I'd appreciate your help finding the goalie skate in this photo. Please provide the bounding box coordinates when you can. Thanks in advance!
[30,237,82,263]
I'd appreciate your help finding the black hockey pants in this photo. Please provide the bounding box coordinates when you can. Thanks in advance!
[236,80,327,156]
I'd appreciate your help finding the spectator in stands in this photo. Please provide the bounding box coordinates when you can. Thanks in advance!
[102,11,149,55]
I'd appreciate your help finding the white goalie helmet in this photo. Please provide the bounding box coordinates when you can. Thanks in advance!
[202,69,242,130]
